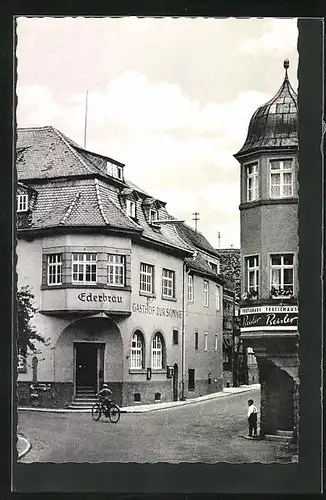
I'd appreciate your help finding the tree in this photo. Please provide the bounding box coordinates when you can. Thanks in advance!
[17,286,46,356]
[216,248,241,301]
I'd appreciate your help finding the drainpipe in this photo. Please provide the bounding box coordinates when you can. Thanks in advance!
[181,261,186,401]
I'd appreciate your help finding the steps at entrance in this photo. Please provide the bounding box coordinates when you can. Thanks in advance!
[68,386,98,410]
[265,430,294,443]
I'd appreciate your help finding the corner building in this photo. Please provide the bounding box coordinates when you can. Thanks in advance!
[234,61,299,441]
[16,126,223,408]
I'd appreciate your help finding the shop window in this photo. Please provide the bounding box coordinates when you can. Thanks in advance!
[126,199,136,218]
[172,329,179,345]
[140,263,154,294]
[47,254,62,285]
[72,253,97,284]
[270,159,293,198]
[188,369,195,391]
[162,268,175,299]
[130,331,144,369]
[194,331,199,351]
[134,393,141,402]
[204,280,209,307]
[17,194,28,212]
[188,274,194,302]
[245,163,259,201]
[151,332,165,369]
[107,254,125,286]
[245,255,259,298]
[270,254,294,296]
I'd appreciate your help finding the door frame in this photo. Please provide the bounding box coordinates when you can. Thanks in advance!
[73,341,106,397]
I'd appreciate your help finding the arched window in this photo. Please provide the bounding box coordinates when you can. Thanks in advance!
[151,332,164,369]
[131,331,144,369]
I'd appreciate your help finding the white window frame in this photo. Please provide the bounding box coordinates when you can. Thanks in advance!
[245,255,259,296]
[188,274,194,302]
[130,331,144,369]
[107,162,123,180]
[47,254,62,285]
[270,253,294,294]
[204,280,209,307]
[162,268,175,298]
[151,333,163,369]
[245,163,259,202]
[214,333,218,351]
[270,159,294,198]
[215,285,221,311]
[17,194,28,212]
[126,199,136,218]
[107,254,125,287]
[140,263,154,294]
[149,209,158,224]
[204,332,208,352]
[72,253,97,284]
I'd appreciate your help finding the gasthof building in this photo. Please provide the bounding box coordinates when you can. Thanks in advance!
[16,126,224,408]
[234,60,299,441]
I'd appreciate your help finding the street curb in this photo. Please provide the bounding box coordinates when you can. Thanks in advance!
[17,434,31,459]
[17,385,260,414]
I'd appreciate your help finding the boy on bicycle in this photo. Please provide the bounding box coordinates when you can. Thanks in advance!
[96,383,113,415]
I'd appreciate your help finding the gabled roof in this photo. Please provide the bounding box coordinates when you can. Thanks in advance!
[176,222,219,257]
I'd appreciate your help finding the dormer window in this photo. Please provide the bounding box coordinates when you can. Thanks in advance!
[17,194,28,212]
[149,209,158,224]
[245,163,258,202]
[126,199,136,219]
[270,159,293,198]
[107,161,123,180]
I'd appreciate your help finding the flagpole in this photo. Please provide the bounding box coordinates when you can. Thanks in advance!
[83,90,88,148]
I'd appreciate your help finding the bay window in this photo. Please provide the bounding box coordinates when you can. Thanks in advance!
[107,254,125,286]
[47,254,62,285]
[270,254,294,296]
[270,159,294,198]
[245,163,259,201]
[72,253,97,284]
[245,255,259,297]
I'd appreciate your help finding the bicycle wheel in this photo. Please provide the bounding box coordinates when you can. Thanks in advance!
[108,404,120,423]
[91,403,102,421]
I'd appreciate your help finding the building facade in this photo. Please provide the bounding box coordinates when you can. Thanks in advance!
[234,60,299,441]
[16,126,224,408]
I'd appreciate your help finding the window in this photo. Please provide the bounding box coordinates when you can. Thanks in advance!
[154,392,161,401]
[107,162,123,180]
[173,329,179,345]
[270,254,294,295]
[194,331,199,350]
[204,333,208,351]
[47,254,62,285]
[130,331,144,369]
[209,262,220,274]
[214,333,218,351]
[188,274,194,302]
[246,163,259,201]
[126,199,136,218]
[107,254,125,286]
[134,393,141,402]
[245,256,259,297]
[17,194,28,212]
[151,333,164,369]
[215,285,221,311]
[72,253,97,284]
[149,209,158,224]
[140,263,154,294]
[270,159,293,198]
[188,369,195,391]
[204,280,209,307]
[162,268,175,298]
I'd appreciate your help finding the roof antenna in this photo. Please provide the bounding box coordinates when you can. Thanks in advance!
[284,59,289,80]
[218,231,221,248]
[192,212,200,233]
[83,90,88,148]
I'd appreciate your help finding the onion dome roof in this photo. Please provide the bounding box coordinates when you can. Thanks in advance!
[235,60,298,159]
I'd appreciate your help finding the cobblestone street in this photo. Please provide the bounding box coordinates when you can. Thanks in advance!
[17,389,290,463]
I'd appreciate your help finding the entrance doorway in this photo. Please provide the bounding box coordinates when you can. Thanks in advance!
[75,343,104,396]
[173,363,179,401]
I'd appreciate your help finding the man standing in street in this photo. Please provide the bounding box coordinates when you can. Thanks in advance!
[247,399,258,437]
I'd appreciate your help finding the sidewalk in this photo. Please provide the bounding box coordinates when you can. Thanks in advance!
[17,384,260,414]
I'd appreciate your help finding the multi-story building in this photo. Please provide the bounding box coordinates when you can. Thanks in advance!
[234,60,299,441]
[16,126,224,408]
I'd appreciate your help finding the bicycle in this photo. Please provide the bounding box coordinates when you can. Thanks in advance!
[91,399,121,423]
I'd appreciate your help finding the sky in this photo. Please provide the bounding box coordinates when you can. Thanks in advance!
[16,17,298,249]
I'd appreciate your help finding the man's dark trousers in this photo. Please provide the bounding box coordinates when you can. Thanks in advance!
[248,413,258,437]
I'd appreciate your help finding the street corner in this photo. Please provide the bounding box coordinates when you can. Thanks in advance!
[17,433,31,460]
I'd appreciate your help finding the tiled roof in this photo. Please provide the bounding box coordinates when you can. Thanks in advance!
[176,223,219,257]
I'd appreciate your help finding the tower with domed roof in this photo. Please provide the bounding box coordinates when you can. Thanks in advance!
[234,60,299,444]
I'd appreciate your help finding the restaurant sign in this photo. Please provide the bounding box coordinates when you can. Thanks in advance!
[240,305,298,331]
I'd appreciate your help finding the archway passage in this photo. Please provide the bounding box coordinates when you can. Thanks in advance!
[173,363,179,401]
